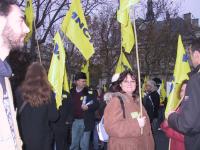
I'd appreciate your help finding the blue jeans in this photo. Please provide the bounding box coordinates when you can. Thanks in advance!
[70,119,91,150]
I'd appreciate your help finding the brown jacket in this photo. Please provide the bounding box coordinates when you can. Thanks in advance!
[104,93,154,150]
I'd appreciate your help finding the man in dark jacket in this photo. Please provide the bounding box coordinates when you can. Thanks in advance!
[167,39,200,150]
[69,72,99,150]
[143,80,160,134]
[53,91,72,150]
[143,80,160,122]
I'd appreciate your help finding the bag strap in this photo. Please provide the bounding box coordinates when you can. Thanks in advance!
[148,95,155,112]
[117,96,126,118]
[18,101,28,115]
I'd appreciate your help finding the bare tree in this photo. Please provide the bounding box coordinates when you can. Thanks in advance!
[136,0,182,79]
[89,5,121,86]
[19,0,107,61]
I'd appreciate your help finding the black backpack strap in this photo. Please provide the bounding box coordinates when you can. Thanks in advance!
[117,96,126,118]
[18,101,28,115]
[148,95,155,112]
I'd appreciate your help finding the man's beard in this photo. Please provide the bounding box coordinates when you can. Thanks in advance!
[2,24,26,50]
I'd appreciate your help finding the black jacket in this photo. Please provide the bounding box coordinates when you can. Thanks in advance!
[52,91,72,150]
[143,90,160,122]
[70,87,99,131]
[53,91,73,131]
[168,65,200,150]
[16,89,58,150]
[83,93,99,131]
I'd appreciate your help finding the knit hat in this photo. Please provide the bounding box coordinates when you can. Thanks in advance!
[75,72,86,80]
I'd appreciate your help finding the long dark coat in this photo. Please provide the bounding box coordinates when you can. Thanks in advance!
[16,90,58,150]
[168,65,200,150]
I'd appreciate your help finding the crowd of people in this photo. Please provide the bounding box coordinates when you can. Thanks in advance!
[1,1,200,150]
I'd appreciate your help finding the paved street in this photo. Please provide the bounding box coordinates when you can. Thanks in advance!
[66,128,170,150]
[154,130,169,150]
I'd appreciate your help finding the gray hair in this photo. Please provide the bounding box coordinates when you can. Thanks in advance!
[146,80,158,92]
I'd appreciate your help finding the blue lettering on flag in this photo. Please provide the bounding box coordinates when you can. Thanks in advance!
[72,12,77,19]
[182,54,189,62]
[54,43,59,55]
[71,11,92,43]
[53,43,59,59]
[169,82,174,94]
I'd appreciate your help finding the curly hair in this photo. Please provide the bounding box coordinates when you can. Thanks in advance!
[111,69,139,98]
[20,62,52,107]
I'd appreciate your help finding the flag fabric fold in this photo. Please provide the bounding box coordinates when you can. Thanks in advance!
[117,0,139,53]
[25,0,34,41]
[61,0,94,60]
[48,32,68,108]
[160,79,167,104]
[165,35,191,117]
[115,51,132,73]
[119,0,140,11]
[63,67,70,93]
[81,60,90,86]
[141,76,149,98]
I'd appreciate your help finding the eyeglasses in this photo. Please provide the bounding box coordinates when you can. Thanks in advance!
[122,80,136,84]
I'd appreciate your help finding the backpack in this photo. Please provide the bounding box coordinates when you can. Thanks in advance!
[97,96,126,142]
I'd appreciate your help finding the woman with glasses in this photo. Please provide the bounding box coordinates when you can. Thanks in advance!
[104,70,154,150]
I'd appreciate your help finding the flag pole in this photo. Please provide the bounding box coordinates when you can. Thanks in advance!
[132,7,143,134]
[33,19,42,64]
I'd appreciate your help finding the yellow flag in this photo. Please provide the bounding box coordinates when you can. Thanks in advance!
[141,76,149,98]
[115,51,132,73]
[119,0,140,11]
[63,67,70,93]
[81,60,89,86]
[165,35,191,117]
[173,35,191,83]
[48,32,67,108]
[25,0,34,41]
[61,0,94,60]
[160,79,167,104]
[121,14,135,53]
[117,0,137,53]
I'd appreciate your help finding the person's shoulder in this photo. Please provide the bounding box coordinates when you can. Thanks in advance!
[195,70,200,78]
[15,86,21,93]
[15,86,22,98]
[188,72,200,84]
[82,87,89,95]
[70,87,76,94]
[112,92,124,98]
[150,91,159,97]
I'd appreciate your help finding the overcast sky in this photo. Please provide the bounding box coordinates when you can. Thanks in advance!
[180,0,200,19]
[111,0,200,20]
